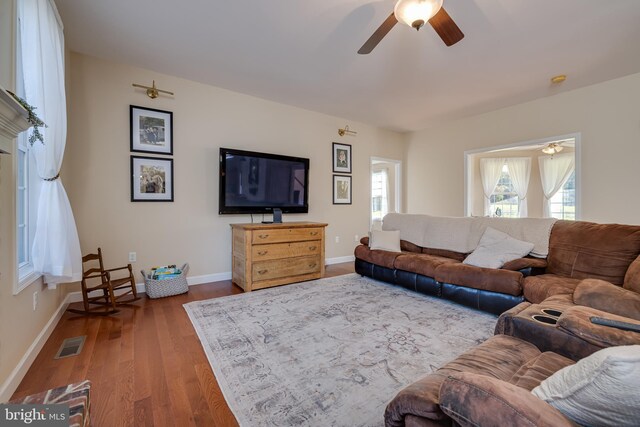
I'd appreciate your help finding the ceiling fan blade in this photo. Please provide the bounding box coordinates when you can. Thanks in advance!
[428,7,464,47]
[358,12,398,55]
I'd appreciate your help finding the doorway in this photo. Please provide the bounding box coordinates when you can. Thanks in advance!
[370,157,402,226]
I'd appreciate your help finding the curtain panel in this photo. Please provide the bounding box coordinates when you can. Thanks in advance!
[538,153,575,218]
[505,157,531,217]
[19,0,82,286]
[479,158,506,216]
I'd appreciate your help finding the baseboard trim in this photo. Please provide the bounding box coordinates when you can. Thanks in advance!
[326,255,355,265]
[187,272,232,286]
[0,292,73,402]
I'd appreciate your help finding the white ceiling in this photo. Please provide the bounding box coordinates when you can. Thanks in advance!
[54,0,640,132]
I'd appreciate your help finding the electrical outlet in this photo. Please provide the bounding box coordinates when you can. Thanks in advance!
[354,234,359,243]
[129,252,137,262]
[335,236,340,243]
[32,291,38,311]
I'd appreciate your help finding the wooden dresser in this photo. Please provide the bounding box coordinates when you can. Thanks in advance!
[231,222,328,292]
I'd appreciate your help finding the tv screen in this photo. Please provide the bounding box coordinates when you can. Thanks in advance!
[219,148,309,214]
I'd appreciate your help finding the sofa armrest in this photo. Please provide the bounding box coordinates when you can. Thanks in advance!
[574,279,640,321]
[624,255,640,293]
[558,305,640,348]
[439,372,574,427]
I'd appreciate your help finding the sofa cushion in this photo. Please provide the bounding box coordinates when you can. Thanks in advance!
[354,245,400,269]
[369,229,401,252]
[359,236,423,253]
[532,345,640,427]
[434,263,523,296]
[509,351,575,391]
[384,335,542,427]
[422,247,467,262]
[463,227,535,269]
[522,274,581,304]
[574,279,640,321]
[439,372,574,427]
[547,220,640,285]
[502,256,548,271]
[394,253,459,278]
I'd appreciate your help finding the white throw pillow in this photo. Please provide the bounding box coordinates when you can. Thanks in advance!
[369,230,401,252]
[463,227,534,269]
[531,345,640,426]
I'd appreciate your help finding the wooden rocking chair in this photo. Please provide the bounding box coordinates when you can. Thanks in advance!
[68,248,141,316]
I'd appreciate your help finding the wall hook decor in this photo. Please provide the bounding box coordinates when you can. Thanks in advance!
[132,80,174,99]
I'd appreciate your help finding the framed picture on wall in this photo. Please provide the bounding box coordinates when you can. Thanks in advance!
[130,105,173,155]
[333,175,352,205]
[332,142,352,173]
[131,155,174,202]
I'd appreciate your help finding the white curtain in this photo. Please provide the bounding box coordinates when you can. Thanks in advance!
[480,158,506,216]
[539,153,575,218]
[19,0,82,286]
[505,157,531,217]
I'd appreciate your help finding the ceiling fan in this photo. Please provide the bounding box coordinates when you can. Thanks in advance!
[358,0,464,54]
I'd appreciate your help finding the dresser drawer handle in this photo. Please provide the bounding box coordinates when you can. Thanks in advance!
[309,231,318,236]
[308,246,317,251]
[257,250,268,256]
[258,234,269,239]
[308,263,317,268]
[258,269,268,275]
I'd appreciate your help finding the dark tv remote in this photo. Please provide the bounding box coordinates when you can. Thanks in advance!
[590,317,640,333]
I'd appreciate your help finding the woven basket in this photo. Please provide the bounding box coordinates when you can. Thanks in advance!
[142,263,189,299]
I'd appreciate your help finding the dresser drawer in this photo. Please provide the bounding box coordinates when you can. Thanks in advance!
[252,256,321,281]
[252,241,321,261]
[252,227,323,244]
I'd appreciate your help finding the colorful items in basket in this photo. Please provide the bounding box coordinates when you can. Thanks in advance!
[149,265,182,280]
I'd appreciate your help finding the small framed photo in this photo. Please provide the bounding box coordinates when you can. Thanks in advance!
[130,105,173,155]
[332,142,352,173]
[333,175,352,205]
[131,155,174,202]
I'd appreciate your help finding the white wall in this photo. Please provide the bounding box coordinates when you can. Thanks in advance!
[63,53,407,281]
[406,72,640,225]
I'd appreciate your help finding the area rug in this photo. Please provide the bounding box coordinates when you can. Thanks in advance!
[184,274,497,426]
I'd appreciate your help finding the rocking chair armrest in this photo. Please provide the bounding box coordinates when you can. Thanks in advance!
[104,265,132,273]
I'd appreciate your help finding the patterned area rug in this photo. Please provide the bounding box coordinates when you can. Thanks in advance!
[184,274,497,426]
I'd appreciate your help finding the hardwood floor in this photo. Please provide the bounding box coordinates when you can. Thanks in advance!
[11,262,355,426]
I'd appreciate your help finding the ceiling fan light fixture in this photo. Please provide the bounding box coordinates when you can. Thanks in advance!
[394,0,443,30]
[542,143,564,155]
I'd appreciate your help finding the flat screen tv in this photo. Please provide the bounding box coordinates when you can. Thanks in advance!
[219,147,309,215]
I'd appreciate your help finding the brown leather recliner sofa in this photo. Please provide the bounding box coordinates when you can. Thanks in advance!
[380,215,640,426]
[355,214,640,315]
[385,334,578,427]
[385,308,640,427]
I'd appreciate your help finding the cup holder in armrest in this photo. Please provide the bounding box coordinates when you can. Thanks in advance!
[532,315,558,325]
[541,308,563,318]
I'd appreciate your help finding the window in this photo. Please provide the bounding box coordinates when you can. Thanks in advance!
[550,171,576,220]
[371,169,389,221]
[489,164,519,218]
[15,13,40,291]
